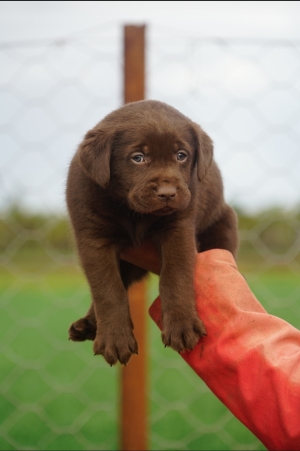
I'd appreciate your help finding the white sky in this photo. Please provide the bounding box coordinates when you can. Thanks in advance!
[1,1,300,42]
[1,1,300,213]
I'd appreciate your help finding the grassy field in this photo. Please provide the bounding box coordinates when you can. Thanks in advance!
[1,253,300,451]
[1,206,300,449]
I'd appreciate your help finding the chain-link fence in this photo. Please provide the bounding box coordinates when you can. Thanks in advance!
[1,23,300,450]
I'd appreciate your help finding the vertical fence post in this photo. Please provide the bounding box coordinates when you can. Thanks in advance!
[120,25,148,451]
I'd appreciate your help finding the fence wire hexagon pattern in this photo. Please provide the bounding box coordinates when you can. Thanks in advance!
[1,23,300,450]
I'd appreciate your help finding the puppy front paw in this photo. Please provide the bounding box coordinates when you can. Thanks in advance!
[69,318,97,341]
[93,328,138,366]
[162,313,206,353]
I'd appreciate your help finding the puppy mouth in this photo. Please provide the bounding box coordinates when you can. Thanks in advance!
[153,205,175,215]
[128,188,191,215]
[128,199,176,215]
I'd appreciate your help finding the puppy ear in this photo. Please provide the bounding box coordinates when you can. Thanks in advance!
[191,123,214,182]
[78,127,112,188]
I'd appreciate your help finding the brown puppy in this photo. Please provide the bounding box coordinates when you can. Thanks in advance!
[66,100,238,366]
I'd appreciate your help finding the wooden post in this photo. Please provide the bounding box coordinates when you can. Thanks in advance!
[124,25,145,103]
[120,25,148,451]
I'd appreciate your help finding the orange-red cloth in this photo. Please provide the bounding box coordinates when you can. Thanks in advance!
[149,249,300,451]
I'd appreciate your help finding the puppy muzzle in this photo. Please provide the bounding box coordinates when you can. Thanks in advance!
[128,182,191,215]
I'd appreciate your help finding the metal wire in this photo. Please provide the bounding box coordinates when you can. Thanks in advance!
[1,23,300,450]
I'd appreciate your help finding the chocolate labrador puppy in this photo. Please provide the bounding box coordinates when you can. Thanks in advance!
[67,100,238,365]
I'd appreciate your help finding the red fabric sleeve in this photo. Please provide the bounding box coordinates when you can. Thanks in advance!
[149,249,300,451]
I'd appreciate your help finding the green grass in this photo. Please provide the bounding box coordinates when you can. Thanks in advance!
[1,258,299,450]
[1,207,299,449]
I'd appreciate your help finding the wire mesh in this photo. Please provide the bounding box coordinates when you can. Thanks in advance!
[1,23,300,450]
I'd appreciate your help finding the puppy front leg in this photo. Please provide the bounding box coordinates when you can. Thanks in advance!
[77,239,138,366]
[159,223,206,352]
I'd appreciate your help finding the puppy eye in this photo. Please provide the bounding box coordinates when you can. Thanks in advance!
[177,151,187,162]
[131,154,145,164]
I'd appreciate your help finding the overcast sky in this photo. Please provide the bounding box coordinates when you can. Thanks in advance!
[1,1,300,213]
[1,1,300,42]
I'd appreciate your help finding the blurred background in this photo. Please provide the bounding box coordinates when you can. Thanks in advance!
[1,1,300,450]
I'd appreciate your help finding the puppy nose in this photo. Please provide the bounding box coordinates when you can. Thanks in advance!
[156,185,177,201]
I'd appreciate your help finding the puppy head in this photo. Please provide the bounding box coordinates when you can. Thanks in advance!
[78,100,213,214]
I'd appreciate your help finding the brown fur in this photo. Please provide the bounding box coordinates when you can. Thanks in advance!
[66,100,238,365]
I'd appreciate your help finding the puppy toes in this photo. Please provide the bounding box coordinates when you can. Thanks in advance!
[162,315,206,353]
[69,318,97,342]
[93,331,138,366]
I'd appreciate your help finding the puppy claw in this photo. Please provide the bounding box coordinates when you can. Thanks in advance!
[93,329,138,367]
[162,314,206,353]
